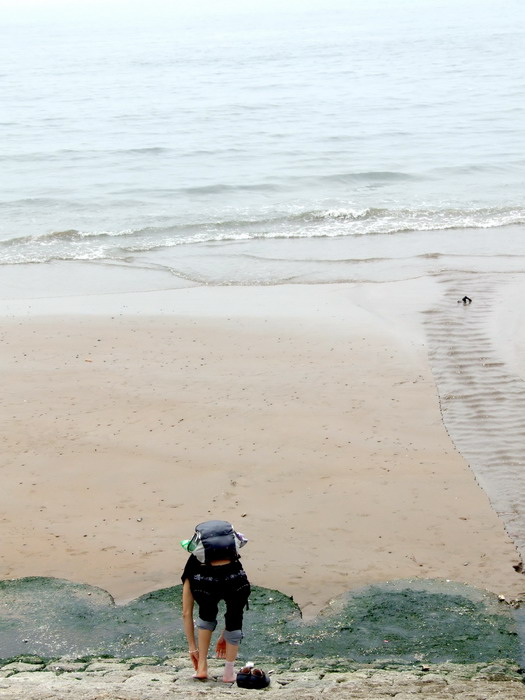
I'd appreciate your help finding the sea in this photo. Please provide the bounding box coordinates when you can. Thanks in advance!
[1,0,524,290]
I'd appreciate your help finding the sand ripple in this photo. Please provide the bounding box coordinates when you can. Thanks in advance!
[426,274,525,566]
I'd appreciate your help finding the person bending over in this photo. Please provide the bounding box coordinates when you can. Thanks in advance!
[181,520,250,682]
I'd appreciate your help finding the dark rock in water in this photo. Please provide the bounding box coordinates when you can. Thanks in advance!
[0,577,521,666]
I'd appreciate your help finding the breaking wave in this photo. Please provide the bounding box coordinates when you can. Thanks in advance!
[0,205,524,265]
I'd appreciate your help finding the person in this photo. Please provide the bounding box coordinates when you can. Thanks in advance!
[181,520,251,682]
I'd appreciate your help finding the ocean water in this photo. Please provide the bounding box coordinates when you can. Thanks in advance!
[1,0,524,287]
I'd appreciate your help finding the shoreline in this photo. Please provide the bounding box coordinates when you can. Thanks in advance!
[1,279,524,616]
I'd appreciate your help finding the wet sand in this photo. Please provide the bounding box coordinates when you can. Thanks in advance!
[425,272,525,566]
[1,278,524,616]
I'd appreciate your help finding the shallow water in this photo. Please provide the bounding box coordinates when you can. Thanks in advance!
[425,272,525,567]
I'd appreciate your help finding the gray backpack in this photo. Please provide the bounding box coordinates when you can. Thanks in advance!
[181,520,247,564]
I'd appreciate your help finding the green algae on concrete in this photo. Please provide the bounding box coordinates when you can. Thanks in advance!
[282,579,521,664]
[0,577,299,659]
[0,577,521,666]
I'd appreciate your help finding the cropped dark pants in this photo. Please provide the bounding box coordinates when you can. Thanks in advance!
[188,562,251,645]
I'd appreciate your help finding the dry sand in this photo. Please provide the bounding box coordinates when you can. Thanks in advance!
[1,279,524,616]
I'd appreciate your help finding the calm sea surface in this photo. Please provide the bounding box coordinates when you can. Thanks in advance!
[1,0,524,285]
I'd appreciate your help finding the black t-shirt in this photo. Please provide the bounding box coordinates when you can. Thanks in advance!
[181,554,243,583]
[181,554,201,582]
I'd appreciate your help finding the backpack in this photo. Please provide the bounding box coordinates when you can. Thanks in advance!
[180,520,248,564]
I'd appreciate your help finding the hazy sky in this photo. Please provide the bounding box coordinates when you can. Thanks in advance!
[1,0,352,20]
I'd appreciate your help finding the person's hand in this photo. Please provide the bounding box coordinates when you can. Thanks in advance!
[215,633,226,659]
[189,649,199,670]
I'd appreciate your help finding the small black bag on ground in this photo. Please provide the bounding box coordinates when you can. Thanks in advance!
[236,667,271,689]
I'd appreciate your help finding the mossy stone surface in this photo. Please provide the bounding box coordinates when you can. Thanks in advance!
[0,577,521,665]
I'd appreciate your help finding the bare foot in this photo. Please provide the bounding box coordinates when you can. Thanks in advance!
[215,636,226,659]
[223,669,236,683]
[223,660,236,683]
[193,661,208,681]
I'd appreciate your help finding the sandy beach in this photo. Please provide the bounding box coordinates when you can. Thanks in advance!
[1,277,524,617]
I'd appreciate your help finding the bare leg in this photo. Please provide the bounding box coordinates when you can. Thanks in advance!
[194,628,212,679]
[225,641,238,663]
[223,642,239,682]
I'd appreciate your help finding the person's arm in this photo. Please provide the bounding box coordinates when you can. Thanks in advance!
[182,578,199,670]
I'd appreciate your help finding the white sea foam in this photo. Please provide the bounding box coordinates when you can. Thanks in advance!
[1,205,524,267]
